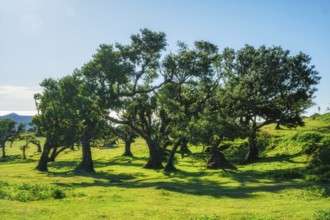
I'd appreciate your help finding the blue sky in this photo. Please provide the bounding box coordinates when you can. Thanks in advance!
[1,0,329,115]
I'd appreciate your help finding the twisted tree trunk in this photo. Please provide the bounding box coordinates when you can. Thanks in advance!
[36,139,50,171]
[164,140,181,171]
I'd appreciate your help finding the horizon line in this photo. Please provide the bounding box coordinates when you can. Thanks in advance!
[0,111,37,116]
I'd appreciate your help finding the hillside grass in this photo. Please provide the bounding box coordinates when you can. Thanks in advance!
[0,115,330,219]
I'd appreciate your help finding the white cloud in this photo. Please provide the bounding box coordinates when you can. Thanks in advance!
[0,86,41,112]
[0,85,41,99]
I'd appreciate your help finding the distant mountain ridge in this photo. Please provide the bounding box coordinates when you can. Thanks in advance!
[0,113,33,129]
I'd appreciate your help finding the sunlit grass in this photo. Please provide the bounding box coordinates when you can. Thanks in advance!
[1,116,330,219]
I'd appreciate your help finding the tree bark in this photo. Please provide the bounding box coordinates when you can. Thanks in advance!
[179,138,190,158]
[49,146,69,162]
[36,139,50,171]
[22,146,26,159]
[164,140,181,171]
[241,130,258,164]
[48,146,58,162]
[76,135,95,172]
[30,140,42,152]
[122,139,133,157]
[144,138,163,169]
[1,143,5,158]
[37,144,42,152]
[275,122,281,130]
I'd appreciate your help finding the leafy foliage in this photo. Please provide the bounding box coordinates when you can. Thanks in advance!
[0,118,22,158]
[313,209,330,220]
[222,45,320,163]
[31,29,321,172]
[0,181,66,202]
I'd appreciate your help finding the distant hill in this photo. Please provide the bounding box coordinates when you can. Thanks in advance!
[0,113,33,130]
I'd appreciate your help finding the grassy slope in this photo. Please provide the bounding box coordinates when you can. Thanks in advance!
[0,116,330,220]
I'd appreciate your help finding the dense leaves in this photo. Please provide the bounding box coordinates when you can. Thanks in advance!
[32,29,320,171]
[222,45,320,163]
[0,119,18,158]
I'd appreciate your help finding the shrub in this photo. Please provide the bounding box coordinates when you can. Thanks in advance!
[313,209,330,220]
[305,186,330,198]
[292,131,324,143]
[221,140,248,163]
[0,181,66,202]
[302,142,320,155]
[306,137,330,182]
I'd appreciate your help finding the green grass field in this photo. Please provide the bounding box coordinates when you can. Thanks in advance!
[1,115,330,220]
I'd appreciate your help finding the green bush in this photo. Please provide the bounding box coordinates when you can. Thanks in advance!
[292,131,324,143]
[221,140,248,163]
[0,181,66,202]
[306,138,330,182]
[313,209,330,220]
[305,186,330,198]
[311,148,330,166]
[301,142,320,155]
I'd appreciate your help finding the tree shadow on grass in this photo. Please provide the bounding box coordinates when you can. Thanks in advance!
[47,163,311,199]
[226,166,307,188]
[47,159,149,184]
[100,156,147,168]
[0,155,35,164]
[42,151,312,199]
[47,155,147,171]
[47,160,80,171]
[48,168,144,185]
[57,172,309,199]
[257,152,306,164]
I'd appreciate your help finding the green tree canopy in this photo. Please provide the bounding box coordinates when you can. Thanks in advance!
[222,45,320,163]
[0,118,17,158]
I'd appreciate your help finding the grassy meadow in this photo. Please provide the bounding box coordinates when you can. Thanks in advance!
[1,115,330,219]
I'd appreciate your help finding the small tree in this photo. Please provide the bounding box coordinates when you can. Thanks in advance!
[33,78,62,171]
[0,119,17,158]
[20,133,35,159]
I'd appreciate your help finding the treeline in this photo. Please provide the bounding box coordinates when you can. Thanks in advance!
[30,29,320,172]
